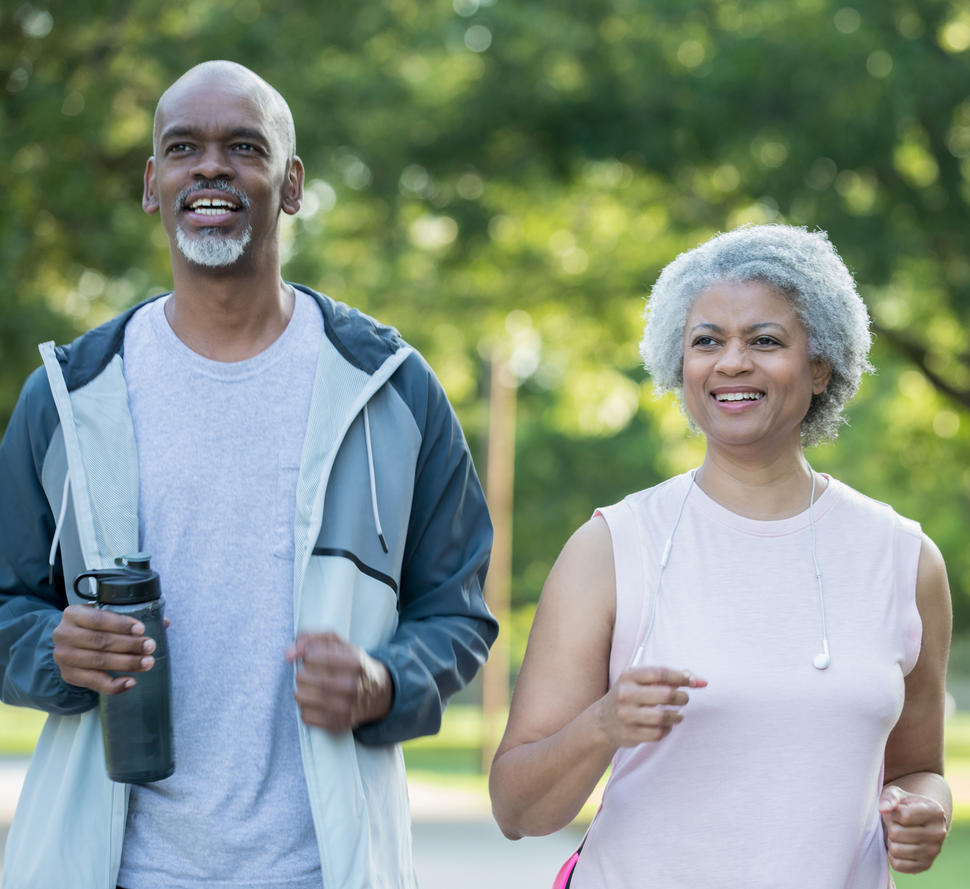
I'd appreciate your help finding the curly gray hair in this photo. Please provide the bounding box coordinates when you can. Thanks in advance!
[639,224,873,446]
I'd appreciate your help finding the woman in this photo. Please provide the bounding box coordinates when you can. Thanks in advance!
[489,225,952,888]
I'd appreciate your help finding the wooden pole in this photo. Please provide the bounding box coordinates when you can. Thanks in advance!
[480,355,517,773]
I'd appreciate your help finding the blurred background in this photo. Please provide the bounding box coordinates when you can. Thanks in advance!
[2,0,970,884]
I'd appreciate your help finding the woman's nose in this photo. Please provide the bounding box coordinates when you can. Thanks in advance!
[714,339,752,374]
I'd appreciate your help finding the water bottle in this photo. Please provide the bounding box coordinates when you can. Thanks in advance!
[73,553,175,783]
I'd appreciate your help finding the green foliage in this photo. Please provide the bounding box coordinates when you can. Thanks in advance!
[1,0,968,638]
[0,702,45,755]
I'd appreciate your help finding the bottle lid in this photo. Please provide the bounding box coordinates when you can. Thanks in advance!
[75,555,161,605]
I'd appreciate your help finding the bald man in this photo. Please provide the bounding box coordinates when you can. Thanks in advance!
[0,61,496,889]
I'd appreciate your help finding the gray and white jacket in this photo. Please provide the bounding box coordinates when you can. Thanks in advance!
[0,284,496,889]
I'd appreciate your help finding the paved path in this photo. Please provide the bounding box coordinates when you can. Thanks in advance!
[409,781,580,887]
[0,758,580,888]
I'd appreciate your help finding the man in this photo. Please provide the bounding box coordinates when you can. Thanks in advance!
[0,60,496,889]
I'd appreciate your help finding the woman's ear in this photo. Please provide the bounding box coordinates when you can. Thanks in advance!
[811,356,832,394]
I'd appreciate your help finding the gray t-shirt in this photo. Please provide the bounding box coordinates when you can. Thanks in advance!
[118,290,324,889]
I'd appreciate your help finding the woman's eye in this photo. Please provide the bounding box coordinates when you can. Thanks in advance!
[753,336,780,347]
[692,336,717,347]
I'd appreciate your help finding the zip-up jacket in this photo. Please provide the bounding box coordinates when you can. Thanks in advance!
[0,285,496,889]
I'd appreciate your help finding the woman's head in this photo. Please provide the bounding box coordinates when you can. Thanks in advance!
[639,224,872,446]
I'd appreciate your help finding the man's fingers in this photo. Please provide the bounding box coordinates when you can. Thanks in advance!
[296,703,353,733]
[62,603,144,636]
[53,604,160,692]
[66,648,155,674]
[287,631,352,665]
[63,668,136,695]
[56,625,154,657]
[294,668,357,701]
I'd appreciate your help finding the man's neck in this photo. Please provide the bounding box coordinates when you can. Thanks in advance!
[165,264,295,362]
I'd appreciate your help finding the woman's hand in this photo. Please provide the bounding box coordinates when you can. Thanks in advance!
[596,666,707,748]
[879,785,948,874]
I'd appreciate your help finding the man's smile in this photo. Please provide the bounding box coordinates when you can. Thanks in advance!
[186,196,241,215]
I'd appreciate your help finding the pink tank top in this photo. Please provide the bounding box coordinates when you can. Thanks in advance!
[573,472,923,889]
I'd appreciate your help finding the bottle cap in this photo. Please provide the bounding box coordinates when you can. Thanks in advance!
[74,555,161,605]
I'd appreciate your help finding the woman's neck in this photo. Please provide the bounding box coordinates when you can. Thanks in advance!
[694,450,826,520]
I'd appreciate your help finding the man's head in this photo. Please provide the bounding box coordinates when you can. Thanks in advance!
[152,61,297,161]
[143,61,303,272]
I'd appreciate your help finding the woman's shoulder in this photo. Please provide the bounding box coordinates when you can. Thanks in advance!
[825,476,921,541]
[598,471,696,522]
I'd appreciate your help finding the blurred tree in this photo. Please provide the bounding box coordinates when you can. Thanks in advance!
[1,0,968,631]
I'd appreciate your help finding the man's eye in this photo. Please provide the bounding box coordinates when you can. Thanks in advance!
[166,143,193,153]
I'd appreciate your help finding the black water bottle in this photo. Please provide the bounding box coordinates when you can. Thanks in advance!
[73,553,175,783]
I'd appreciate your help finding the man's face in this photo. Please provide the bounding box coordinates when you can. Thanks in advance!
[142,72,302,272]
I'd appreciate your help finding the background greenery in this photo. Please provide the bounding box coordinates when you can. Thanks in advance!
[2,0,969,640]
[1,2,969,876]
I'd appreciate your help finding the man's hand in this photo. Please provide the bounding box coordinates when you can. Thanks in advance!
[286,632,393,733]
[52,604,157,694]
[880,785,948,874]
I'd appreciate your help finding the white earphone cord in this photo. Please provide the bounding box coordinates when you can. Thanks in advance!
[809,470,831,670]
[634,468,831,671]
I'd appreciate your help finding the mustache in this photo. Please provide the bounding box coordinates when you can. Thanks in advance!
[176,180,251,211]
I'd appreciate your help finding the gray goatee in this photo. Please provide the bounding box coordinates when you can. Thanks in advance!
[175,224,252,268]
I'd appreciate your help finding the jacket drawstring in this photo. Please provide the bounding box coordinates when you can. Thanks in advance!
[363,405,389,554]
[48,473,71,586]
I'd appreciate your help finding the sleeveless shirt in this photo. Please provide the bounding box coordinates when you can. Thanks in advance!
[572,472,923,889]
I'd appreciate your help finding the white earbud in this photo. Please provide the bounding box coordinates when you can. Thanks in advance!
[813,641,830,671]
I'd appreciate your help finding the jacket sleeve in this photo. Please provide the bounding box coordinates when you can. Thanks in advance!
[0,368,99,714]
[355,355,496,745]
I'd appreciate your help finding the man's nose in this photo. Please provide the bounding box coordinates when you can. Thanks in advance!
[191,145,234,180]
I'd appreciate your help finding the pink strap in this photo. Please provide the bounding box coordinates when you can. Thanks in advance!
[551,851,580,889]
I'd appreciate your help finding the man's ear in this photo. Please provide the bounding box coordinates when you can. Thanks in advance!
[281,155,305,216]
[143,157,159,215]
[811,356,832,395]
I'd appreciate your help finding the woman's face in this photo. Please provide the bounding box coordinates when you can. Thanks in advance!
[682,280,831,457]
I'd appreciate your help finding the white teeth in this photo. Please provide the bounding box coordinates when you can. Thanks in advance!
[188,198,237,212]
[715,392,763,402]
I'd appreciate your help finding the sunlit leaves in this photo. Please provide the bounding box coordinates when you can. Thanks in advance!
[2,0,969,630]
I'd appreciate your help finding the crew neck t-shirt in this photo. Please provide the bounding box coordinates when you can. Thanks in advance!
[118,290,324,889]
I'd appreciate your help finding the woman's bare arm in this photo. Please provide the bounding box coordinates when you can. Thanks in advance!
[880,533,952,874]
[489,516,705,839]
